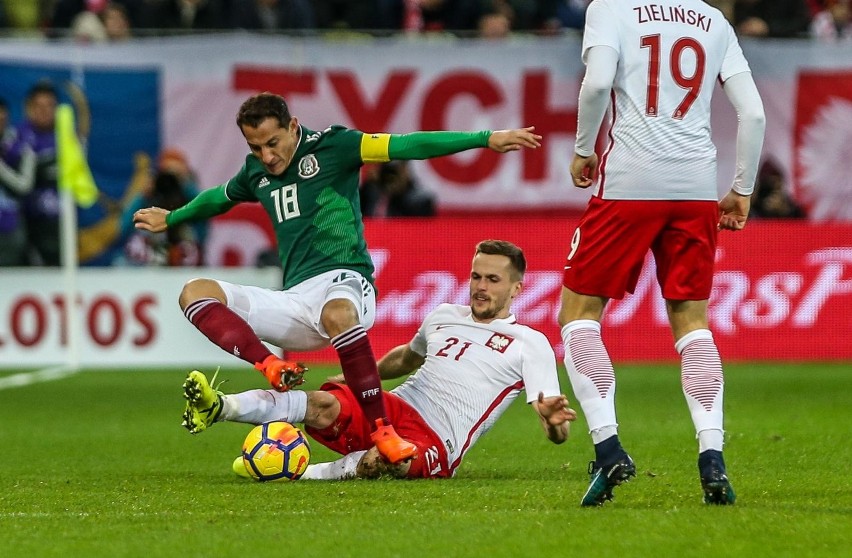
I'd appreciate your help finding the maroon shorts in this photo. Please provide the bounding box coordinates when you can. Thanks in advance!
[562,197,719,300]
[304,383,451,479]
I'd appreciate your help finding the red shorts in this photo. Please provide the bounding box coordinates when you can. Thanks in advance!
[304,383,451,479]
[562,197,719,300]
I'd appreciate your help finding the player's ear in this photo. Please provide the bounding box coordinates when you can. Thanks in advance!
[511,280,523,299]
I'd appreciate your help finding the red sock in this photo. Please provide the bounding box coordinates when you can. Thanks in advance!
[184,298,273,365]
[331,325,387,428]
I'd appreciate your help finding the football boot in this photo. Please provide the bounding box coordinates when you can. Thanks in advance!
[181,369,224,434]
[255,356,307,392]
[581,454,636,507]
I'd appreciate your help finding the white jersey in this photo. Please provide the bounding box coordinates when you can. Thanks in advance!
[584,0,751,200]
[391,304,561,475]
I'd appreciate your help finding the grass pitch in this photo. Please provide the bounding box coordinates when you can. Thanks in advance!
[0,363,850,557]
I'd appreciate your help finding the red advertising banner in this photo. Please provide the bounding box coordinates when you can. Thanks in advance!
[211,210,852,363]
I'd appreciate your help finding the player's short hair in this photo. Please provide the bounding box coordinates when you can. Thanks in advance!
[475,239,526,280]
[236,92,292,129]
[26,80,58,103]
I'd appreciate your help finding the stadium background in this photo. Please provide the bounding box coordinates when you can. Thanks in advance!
[0,34,849,368]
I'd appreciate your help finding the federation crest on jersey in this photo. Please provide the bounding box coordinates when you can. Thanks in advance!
[486,333,514,353]
[298,154,320,179]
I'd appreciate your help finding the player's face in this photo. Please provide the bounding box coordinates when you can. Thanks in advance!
[26,92,57,132]
[469,253,522,323]
[241,116,300,176]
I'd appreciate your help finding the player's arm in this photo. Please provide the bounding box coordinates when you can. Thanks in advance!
[133,185,237,233]
[719,71,766,231]
[0,146,36,195]
[571,45,618,188]
[377,344,425,380]
[532,392,577,445]
[359,128,541,164]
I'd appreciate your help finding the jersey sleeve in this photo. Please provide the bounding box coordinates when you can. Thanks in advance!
[520,330,561,404]
[582,0,620,63]
[165,185,237,227]
[409,306,439,357]
[719,22,752,82]
[223,159,259,202]
[361,131,490,163]
[326,126,365,168]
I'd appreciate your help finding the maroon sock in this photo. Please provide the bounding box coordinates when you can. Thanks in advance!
[184,298,273,365]
[331,325,387,427]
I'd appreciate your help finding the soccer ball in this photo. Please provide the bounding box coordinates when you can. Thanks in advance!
[241,421,311,481]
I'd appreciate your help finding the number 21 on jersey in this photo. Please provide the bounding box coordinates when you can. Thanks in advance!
[270,184,301,222]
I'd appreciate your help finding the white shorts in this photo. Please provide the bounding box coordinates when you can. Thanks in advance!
[216,269,376,352]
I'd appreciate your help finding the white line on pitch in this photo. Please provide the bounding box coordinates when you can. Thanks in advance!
[0,365,79,391]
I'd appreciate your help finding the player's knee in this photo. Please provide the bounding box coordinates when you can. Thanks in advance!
[320,299,360,337]
[304,390,340,429]
[178,278,224,310]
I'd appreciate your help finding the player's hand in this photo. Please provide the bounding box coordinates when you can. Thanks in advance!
[570,152,598,188]
[535,392,577,425]
[487,126,542,152]
[718,190,751,231]
[133,206,170,233]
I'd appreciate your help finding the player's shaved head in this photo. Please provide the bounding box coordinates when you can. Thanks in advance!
[475,240,526,280]
[237,92,292,129]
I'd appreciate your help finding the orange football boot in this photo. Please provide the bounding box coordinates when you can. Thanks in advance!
[371,418,418,464]
[254,355,307,392]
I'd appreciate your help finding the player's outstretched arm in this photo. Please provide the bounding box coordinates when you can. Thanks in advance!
[379,128,538,162]
[326,343,422,382]
[532,392,577,445]
[487,126,542,152]
[134,185,237,233]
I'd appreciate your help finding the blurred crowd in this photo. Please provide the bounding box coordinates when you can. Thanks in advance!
[0,76,206,267]
[1,1,832,268]
[0,1,846,41]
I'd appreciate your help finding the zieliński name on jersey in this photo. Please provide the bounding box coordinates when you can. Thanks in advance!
[634,4,712,32]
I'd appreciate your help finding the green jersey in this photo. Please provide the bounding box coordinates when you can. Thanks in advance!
[165,125,490,290]
[225,125,373,290]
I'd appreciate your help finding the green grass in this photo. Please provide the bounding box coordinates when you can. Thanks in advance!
[1,363,850,557]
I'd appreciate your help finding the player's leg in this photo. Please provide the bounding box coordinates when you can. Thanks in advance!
[302,387,445,480]
[322,298,417,464]
[657,200,734,504]
[559,288,635,506]
[300,447,412,481]
[182,369,339,434]
[179,278,306,390]
[668,300,736,505]
[314,271,416,464]
[559,199,656,505]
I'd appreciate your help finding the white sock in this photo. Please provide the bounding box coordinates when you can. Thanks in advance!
[697,429,725,453]
[301,451,367,480]
[220,389,308,425]
[676,329,725,452]
[561,320,618,442]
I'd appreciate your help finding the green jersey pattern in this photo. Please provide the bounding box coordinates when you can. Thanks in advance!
[225,125,374,290]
